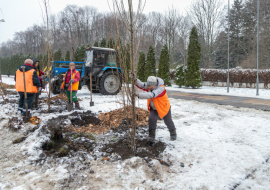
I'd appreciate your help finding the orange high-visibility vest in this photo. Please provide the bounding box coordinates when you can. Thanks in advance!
[15,69,38,93]
[147,85,170,119]
[61,70,79,91]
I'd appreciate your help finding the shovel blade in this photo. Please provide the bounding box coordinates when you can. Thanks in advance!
[67,103,73,111]
[90,102,94,107]
[23,116,30,122]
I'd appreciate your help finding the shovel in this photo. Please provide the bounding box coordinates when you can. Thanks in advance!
[22,66,30,122]
[67,73,73,111]
[90,72,94,106]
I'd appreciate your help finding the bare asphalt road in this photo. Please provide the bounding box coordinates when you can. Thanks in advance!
[167,90,270,111]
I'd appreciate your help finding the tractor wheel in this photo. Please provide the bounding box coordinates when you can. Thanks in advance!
[99,71,122,95]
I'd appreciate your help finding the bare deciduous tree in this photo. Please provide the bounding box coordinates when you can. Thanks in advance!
[112,0,145,150]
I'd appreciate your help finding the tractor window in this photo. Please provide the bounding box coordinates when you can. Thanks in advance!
[85,50,93,66]
[107,53,117,67]
[94,52,105,66]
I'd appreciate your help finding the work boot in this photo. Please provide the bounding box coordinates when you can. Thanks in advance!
[146,129,156,146]
[74,101,80,109]
[170,129,177,141]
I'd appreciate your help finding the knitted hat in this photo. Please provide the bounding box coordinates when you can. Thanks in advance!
[147,76,158,86]
[24,59,33,65]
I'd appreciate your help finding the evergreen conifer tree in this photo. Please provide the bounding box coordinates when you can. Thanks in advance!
[185,26,202,88]
[137,52,146,81]
[157,44,171,86]
[79,45,86,61]
[74,47,80,61]
[65,50,70,61]
[107,37,115,49]
[100,38,106,47]
[146,46,156,77]
[37,54,45,69]
[54,48,62,61]
[94,41,99,47]
[175,64,186,87]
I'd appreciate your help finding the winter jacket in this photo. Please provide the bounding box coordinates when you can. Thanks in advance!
[61,69,80,91]
[15,64,41,93]
[135,77,170,118]
[32,58,45,86]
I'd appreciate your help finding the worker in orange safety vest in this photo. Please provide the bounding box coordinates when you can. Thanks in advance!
[15,59,41,117]
[134,75,177,146]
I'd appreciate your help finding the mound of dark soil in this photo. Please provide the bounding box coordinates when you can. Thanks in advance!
[41,110,167,162]
[102,138,166,160]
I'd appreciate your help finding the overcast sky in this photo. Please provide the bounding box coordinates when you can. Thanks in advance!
[0,0,230,45]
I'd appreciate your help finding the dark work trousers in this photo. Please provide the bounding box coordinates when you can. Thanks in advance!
[32,93,39,108]
[149,107,176,132]
[18,92,35,114]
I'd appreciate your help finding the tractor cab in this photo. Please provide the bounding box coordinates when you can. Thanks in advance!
[85,47,117,72]
[83,47,122,95]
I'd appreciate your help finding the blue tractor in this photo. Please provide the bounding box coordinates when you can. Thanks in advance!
[50,47,123,95]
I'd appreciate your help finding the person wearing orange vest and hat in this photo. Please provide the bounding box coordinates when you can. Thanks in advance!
[15,59,41,117]
[135,76,177,146]
[61,62,81,109]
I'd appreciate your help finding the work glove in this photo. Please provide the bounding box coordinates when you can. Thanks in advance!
[129,72,137,83]
[69,79,74,84]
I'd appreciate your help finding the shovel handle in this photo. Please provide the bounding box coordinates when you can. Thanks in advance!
[70,69,73,103]
[22,66,28,117]
[90,72,92,102]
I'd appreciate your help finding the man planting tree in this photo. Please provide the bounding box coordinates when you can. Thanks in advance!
[133,75,177,146]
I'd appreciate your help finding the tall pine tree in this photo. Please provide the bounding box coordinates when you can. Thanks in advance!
[53,48,62,61]
[174,64,186,87]
[146,46,156,77]
[229,0,245,67]
[185,26,202,88]
[100,38,106,47]
[94,40,99,47]
[157,44,171,86]
[74,47,80,61]
[79,45,86,61]
[107,37,115,49]
[65,50,70,61]
[137,51,146,81]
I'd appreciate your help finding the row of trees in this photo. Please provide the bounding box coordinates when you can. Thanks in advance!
[1,0,269,70]
[137,26,202,88]
[214,0,270,69]
[1,25,202,90]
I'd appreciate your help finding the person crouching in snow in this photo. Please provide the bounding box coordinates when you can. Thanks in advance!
[135,76,177,146]
[61,62,80,109]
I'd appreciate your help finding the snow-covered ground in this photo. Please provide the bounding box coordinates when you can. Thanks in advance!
[0,75,270,190]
